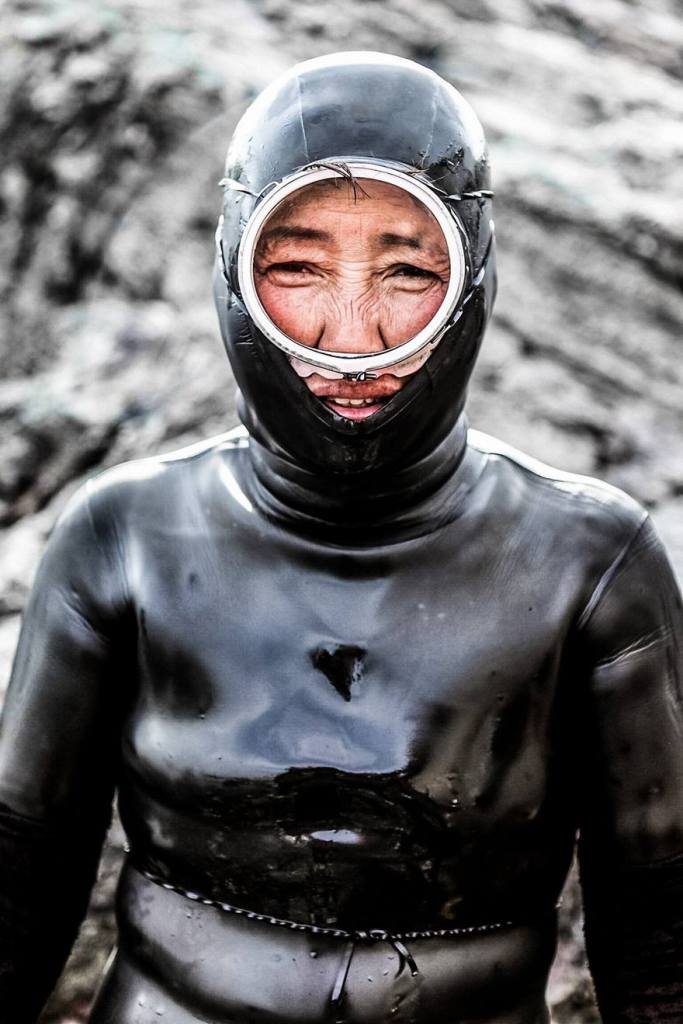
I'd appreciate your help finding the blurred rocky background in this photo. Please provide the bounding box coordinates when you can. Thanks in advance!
[0,0,681,1019]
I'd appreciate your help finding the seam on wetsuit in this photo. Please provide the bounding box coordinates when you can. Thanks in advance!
[591,627,666,669]
[295,74,310,163]
[131,859,559,1021]
[85,476,133,614]
[132,859,521,939]
[576,512,650,632]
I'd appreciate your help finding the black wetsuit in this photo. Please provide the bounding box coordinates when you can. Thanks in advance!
[1,418,683,1024]
[1,51,682,1024]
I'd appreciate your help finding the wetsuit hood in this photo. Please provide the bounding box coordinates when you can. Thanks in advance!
[212,51,497,478]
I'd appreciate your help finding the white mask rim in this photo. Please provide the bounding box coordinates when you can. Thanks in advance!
[233,159,469,377]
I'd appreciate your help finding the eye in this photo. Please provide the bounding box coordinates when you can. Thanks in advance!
[255,261,320,287]
[390,265,437,279]
[271,261,312,274]
[256,261,321,286]
[386,265,444,289]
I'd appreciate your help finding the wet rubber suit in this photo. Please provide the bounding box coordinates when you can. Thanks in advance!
[1,52,683,1024]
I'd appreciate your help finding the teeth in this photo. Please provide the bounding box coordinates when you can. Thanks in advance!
[329,397,380,407]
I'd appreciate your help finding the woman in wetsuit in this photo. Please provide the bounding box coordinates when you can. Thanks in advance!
[0,51,682,1024]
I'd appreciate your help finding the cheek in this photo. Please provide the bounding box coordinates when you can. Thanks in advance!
[379,285,448,344]
[255,279,324,343]
[254,278,448,348]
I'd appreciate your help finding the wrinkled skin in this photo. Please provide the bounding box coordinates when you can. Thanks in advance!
[254,179,450,420]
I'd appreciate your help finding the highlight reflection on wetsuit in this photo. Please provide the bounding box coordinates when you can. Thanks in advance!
[1,51,682,1024]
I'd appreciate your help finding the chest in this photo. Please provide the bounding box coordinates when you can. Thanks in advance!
[121,519,577,822]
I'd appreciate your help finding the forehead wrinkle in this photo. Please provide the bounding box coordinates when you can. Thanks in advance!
[258,225,333,250]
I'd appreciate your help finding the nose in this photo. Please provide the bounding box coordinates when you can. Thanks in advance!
[316,292,387,355]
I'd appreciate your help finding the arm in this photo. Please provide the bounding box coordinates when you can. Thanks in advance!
[0,478,131,1024]
[576,513,683,1023]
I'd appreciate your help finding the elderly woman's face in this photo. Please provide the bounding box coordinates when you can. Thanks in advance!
[253,179,450,420]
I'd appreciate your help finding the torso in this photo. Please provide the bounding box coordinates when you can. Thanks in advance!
[85,427,638,1023]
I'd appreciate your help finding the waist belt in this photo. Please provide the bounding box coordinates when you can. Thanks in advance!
[130,857,557,1022]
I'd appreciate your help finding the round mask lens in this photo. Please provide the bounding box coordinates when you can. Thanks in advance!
[236,163,468,377]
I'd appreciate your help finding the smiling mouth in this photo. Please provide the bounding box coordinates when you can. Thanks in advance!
[302,374,403,421]
[321,396,390,420]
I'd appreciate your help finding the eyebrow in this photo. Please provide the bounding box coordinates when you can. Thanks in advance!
[376,231,423,250]
[257,225,435,258]
[259,225,333,247]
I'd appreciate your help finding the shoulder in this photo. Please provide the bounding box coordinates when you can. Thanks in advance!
[49,426,249,564]
[468,427,649,549]
[80,425,249,518]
